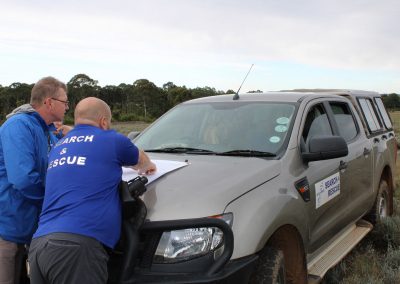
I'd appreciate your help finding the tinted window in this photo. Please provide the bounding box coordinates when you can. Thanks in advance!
[358,98,382,133]
[135,102,296,154]
[302,104,333,145]
[374,97,393,129]
[330,102,358,142]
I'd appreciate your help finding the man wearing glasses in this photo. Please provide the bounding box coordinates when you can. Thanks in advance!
[0,76,69,284]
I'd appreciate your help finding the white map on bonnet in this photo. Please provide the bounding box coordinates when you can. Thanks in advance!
[122,159,188,185]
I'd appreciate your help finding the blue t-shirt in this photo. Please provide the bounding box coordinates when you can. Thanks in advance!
[33,124,139,248]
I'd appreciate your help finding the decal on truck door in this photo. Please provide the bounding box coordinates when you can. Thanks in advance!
[315,172,340,209]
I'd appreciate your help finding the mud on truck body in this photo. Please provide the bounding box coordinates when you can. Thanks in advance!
[109,90,397,284]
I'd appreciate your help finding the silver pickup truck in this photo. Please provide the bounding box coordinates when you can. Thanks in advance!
[110,90,397,283]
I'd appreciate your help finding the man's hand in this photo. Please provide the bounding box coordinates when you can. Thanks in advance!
[53,122,73,137]
[57,125,73,136]
[137,161,157,175]
[133,150,157,175]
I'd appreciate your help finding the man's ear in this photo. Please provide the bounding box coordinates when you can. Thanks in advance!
[99,116,110,130]
[99,117,106,130]
[43,97,53,109]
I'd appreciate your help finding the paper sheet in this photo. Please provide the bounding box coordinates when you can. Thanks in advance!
[122,159,188,185]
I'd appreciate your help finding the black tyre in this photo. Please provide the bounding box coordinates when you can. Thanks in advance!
[366,180,392,224]
[249,247,286,284]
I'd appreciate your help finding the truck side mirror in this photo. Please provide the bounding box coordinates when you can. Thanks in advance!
[127,131,140,141]
[302,135,348,163]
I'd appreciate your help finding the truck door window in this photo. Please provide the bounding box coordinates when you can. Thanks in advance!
[358,98,383,133]
[374,97,393,130]
[302,104,333,145]
[330,102,358,142]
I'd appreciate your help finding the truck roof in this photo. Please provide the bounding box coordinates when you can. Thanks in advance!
[184,89,380,104]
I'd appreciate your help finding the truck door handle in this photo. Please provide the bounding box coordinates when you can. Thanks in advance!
[339,160,348,170]
[373,137,380,143]
[363,148,371,156]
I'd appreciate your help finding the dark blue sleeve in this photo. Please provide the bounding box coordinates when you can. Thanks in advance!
[1,120,45,203]
[48,123,63,140]
[114,132,139,166]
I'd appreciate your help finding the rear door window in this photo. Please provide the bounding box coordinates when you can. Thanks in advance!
[374,97,393,130]
[357,98,383,133]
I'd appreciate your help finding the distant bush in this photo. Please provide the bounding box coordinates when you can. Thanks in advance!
[118,113,154,123]
[119,113,139,122]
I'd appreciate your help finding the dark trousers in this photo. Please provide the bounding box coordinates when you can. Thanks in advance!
[0,237,25,284]
[28,233,109,284]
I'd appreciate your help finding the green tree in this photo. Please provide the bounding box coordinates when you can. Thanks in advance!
[67,74,99,119]
[0,83,33,120]
[162,82,177,92]
[68,74,98,88]
[132,79,168,119]
[165,85,192,106]
[0,75,234,124]
[98,85,125,119]
[191,86,219,99]
[382,93,400,110]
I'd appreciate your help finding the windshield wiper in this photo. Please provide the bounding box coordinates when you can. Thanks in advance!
[217,150,276,157]
[145,147,216,154]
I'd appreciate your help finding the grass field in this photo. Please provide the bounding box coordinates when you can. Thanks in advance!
[390,111,400,129]
[390,111,400,145]
[112,121,151,136]
[324,152,400,283]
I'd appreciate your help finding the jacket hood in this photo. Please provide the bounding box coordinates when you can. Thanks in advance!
[6,104,36,119]
[138,154,281,221]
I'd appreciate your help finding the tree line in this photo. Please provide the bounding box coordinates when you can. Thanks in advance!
[0,74,237,124]
[0,73,399,124]
[382,93,400,110]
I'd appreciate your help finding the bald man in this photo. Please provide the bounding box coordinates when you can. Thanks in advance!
[28,97,156,284]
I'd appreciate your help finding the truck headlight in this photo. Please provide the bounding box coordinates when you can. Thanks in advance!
[153,213,233,264]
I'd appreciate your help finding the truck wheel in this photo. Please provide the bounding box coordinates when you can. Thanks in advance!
[249,247,286,284]
[366,180,392,224]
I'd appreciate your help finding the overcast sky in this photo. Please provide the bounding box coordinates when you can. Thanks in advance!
[1,0,399,93]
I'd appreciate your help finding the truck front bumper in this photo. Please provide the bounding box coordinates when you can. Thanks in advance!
[114,217,258,284]
[125,254,258,284]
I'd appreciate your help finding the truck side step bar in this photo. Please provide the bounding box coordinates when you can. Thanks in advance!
[307,219,373,283]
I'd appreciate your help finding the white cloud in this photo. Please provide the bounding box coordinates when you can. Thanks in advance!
[0,0,399,92]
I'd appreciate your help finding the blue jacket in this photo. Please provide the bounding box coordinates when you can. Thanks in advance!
[0,110,55,244]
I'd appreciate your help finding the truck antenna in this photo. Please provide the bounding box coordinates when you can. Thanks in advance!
[233,64,254,100]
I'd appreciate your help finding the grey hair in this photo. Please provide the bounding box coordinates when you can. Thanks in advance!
[30,76,67,107]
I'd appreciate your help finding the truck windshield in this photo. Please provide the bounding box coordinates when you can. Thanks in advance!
[135,101,296,155]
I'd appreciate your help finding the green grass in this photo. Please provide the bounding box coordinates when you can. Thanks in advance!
[390,111,400,145]
[324,151,400,283]
[111,121,151,136]
[390,111,400,133]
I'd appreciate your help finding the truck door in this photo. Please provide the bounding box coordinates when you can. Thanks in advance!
[329,101,374,221]
[300,101,352,251]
